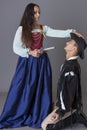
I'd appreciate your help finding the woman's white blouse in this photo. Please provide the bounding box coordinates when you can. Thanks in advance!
[13,26,75,57]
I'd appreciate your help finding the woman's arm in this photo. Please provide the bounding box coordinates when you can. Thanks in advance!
[13,26,30,58]
[43,25,76,38]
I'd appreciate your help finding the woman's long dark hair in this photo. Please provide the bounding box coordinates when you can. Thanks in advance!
[20,3,40,47]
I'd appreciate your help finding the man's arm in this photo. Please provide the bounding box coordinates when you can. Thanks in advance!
[56,70,78,116]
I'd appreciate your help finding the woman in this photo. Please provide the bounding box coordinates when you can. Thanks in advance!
[0,3,82,129]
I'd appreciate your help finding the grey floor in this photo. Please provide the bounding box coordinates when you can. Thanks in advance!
[0,92,87,130]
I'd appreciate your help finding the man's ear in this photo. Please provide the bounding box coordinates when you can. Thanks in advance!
[74,46,78,54]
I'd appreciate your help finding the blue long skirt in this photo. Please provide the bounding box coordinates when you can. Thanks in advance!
[0,53,52,128]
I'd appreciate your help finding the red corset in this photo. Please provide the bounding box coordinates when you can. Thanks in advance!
[31,32,43,50]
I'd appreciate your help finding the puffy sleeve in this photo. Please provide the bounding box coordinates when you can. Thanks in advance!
[13,26,30,58]
[43,25,76,38]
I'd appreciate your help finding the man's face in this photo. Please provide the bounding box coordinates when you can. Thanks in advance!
[64,39,76,52]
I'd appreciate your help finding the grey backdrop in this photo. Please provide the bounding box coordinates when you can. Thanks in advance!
[0,0,87,113]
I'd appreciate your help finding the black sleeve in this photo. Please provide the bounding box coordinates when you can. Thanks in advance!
[56,70,78,116]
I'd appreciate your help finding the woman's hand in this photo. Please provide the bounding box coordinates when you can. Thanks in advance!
[29,49,41,57]
[73,32,85,39]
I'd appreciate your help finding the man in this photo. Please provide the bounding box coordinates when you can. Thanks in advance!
[41,33,87,130]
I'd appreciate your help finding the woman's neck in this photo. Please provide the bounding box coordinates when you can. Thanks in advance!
[33,23,41,29]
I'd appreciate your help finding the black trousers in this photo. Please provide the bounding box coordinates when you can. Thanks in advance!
[46,110,87,130]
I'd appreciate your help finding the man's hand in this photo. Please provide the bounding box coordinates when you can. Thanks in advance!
[51,113,59,122]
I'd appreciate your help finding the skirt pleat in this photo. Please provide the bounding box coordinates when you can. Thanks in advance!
[0,53,52,128]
